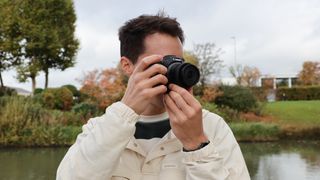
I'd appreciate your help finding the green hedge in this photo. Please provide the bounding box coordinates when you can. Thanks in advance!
[276,86,320,100]
[215,85,258,112]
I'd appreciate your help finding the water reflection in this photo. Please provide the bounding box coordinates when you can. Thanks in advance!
[0,141,319,180]
[240,141,320,180]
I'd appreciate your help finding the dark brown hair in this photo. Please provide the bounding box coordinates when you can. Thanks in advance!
[118,13,184,64]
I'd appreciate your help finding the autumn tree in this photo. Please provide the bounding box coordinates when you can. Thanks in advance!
[80,67,127,110]
[230,64,261,87]
[298,61,320,85]
[193,43,223,94]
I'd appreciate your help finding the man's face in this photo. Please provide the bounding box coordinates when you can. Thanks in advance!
[134,32,183,108]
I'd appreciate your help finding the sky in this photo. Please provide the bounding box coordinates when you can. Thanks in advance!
[3,0,320,91]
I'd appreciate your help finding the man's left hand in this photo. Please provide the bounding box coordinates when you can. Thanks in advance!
[164,84,208,151]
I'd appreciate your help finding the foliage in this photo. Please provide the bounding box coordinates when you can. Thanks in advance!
[276,86,320,101]
[230,122,280,141]
[193,43,223,94]
[0,0,79,90]
[250,87,269,101]
[201,86,223,102]
[72,102,101,119]
[0,96,84,146]
[183,51,199,66]
[229,64,261,87]
[298,61,320,85]
[62,84,80,97]
[41,87,74,110]
[215,85,258,112]
[0,87,17,96]
[0,0,23,87]
[34,88,43,95]
[80,67,126,110]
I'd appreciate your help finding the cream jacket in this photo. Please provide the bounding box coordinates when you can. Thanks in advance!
[57,102,250,180]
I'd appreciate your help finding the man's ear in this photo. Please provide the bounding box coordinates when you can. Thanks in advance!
[120,56,134,76]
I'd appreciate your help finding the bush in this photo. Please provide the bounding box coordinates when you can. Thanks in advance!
[215,85,258,112]
[250,87,268,102]
[41,87,74,110]
[62,84,80,97]
[34,88,44,95]
[72,102,101,118]
[276,86,320,100]
[0,87,17,96]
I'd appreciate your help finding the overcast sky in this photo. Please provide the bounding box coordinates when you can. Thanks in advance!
[4,0,320,91]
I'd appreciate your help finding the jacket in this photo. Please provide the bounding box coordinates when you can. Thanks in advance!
[57,102,250,180]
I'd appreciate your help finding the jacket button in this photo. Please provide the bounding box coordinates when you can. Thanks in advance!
[160,147,164,151]
[134,143,138,147]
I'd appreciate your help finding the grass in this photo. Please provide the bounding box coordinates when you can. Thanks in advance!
[230,122,280,142]
[263,100,320,127]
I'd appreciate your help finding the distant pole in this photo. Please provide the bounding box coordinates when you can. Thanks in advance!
[231,36,237,66]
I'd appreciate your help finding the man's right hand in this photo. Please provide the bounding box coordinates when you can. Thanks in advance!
[121,55,168,115]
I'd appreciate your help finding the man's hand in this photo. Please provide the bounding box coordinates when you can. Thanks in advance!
[121,55,168,115]
[164,84,208,151]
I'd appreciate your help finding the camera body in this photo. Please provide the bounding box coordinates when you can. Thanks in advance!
[160,55,200,89]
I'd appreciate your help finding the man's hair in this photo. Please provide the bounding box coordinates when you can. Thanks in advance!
[118,13,184,64]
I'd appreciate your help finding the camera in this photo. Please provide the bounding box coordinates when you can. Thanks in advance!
[160,55,200,89]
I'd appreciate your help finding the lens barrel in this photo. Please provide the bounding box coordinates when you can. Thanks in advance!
[161,55,200,89]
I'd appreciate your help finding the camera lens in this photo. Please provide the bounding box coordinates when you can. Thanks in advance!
[180,64,200,87]
[161,55,200,89]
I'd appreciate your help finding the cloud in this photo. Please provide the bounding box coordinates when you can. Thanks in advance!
[4,0,320,91]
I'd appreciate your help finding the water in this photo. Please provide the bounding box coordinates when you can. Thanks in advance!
[0,141,319,180]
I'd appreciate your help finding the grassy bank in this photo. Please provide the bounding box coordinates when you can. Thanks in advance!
[231,100,320,142]
[1,96,319,146]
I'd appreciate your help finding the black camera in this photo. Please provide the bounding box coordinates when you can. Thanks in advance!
[160,55,200,89]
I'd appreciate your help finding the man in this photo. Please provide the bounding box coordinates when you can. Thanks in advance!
[57,13,250,180]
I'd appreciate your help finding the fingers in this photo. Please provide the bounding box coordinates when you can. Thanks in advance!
[145,85,167,97]
[142,74,168,88]
[169,84,196,107]
[134,55,163,73]
[142,63,167,78]
[164,94,186,123]
[168,91,193,115]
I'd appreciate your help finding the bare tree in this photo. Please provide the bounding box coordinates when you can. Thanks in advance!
[193,43,223,93]
[229,64,261,87]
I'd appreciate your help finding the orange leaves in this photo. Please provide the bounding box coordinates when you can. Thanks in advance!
[80,68,126,110]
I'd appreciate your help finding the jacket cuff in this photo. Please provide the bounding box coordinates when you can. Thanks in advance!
[107,102,140,124]
[182,141,220,163]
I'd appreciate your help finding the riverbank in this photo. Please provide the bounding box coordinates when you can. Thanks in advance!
[1,96,319,146]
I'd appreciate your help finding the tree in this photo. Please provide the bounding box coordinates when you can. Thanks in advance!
[0,0,23,87]
[230,64,261,87]
[193,43,223,94]
[80,67,127,110]
[1,0,79,91]
[298,61,320,86]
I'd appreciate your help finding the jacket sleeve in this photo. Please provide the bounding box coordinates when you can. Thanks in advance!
[56,102,139,180]
[182,112,250,180]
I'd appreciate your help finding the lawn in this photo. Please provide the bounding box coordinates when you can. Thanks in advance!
[263,100,320,127]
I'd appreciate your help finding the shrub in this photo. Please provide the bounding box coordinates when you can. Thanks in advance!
[0,87,17,96]
[215,85,258,112]
[41,87,74,110]
[62,84,80,97]
[72,102,101,118]
[34,88,44,95]
[276,86,320,100]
